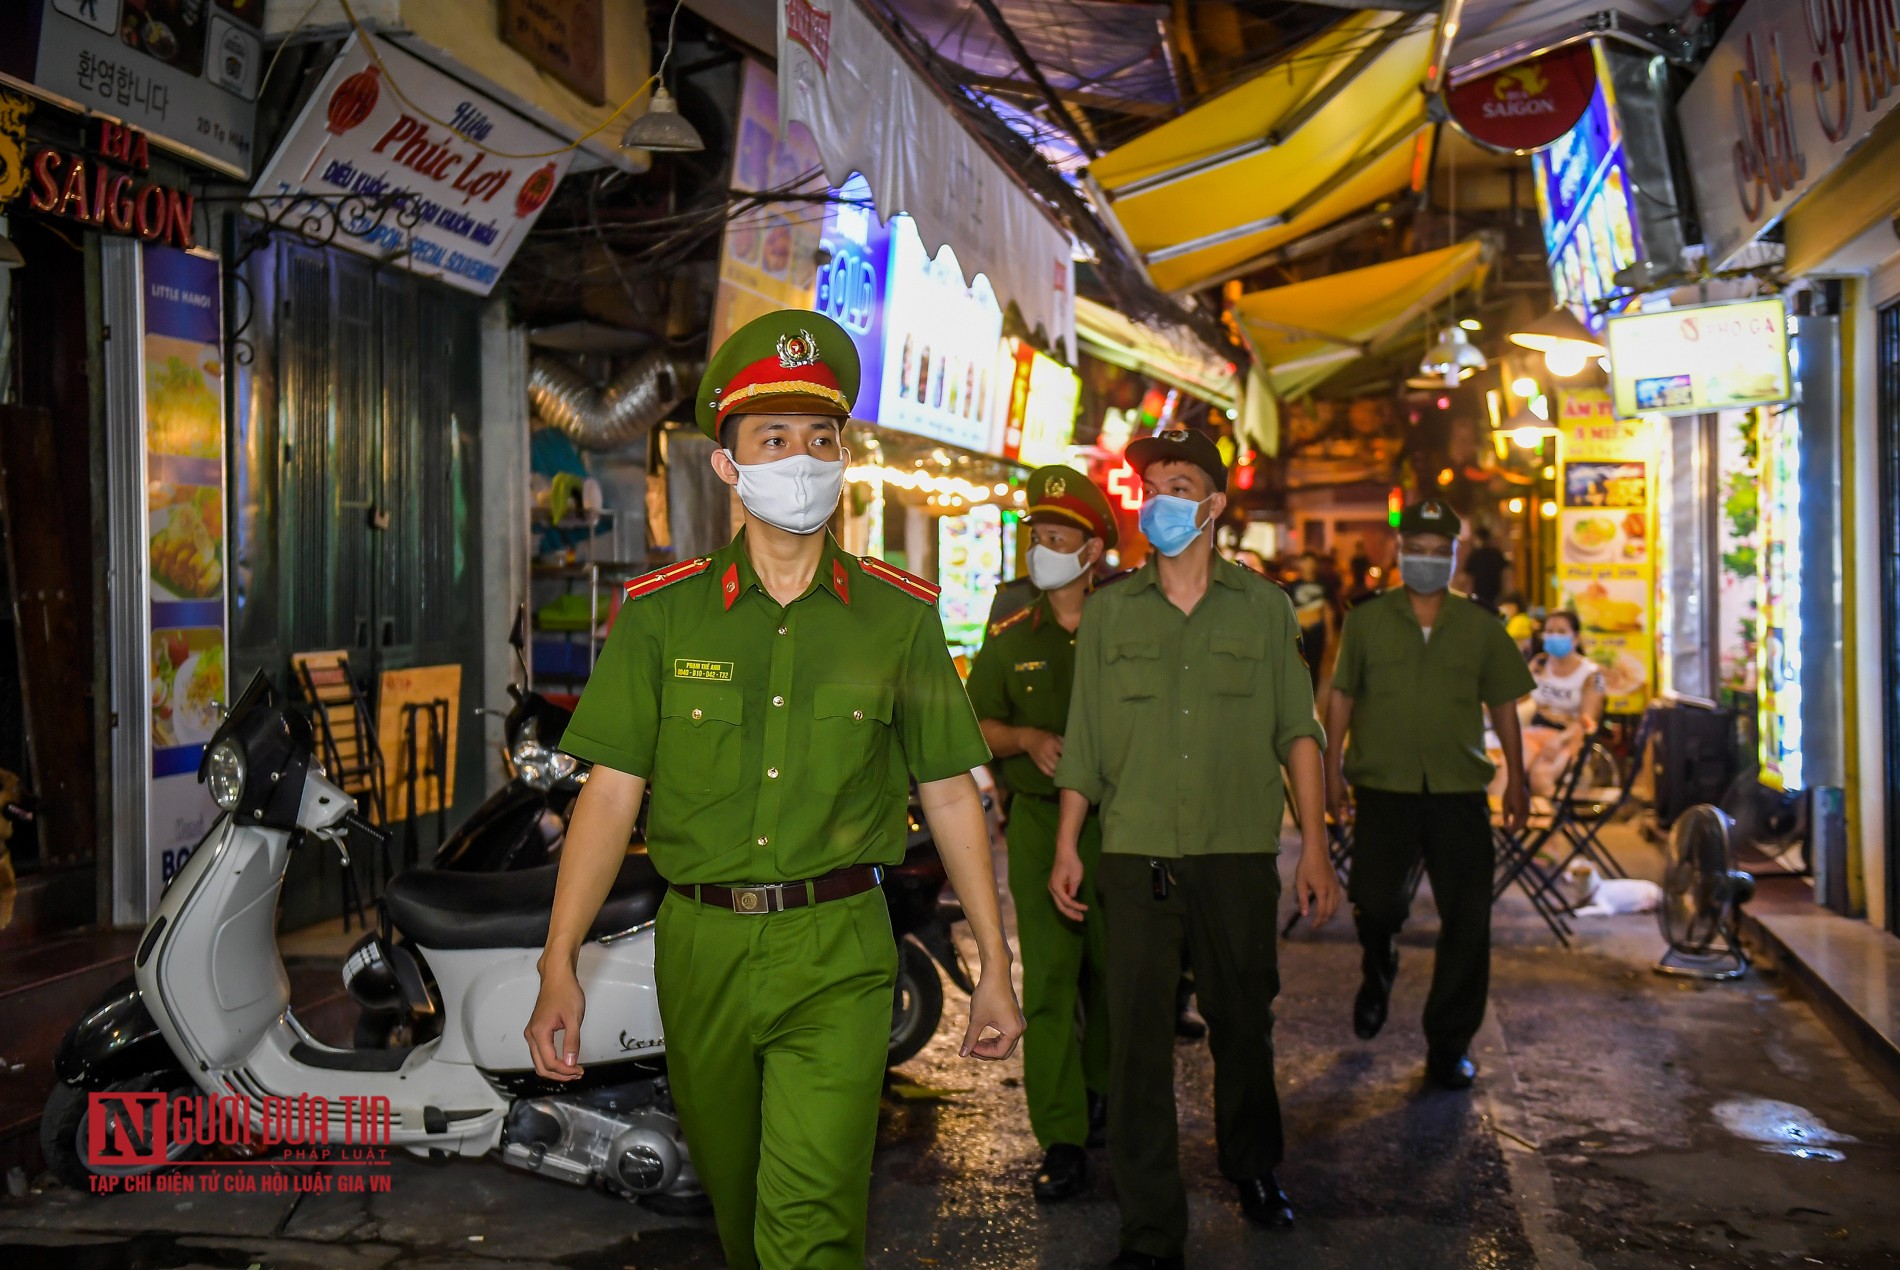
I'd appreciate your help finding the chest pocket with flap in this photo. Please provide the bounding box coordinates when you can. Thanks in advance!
[657,681,743,797]
[1108,639,1161,701]
[1210,629,1267,694]
[812,683,895,792]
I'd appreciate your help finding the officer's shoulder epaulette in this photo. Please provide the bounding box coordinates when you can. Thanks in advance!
[859,556,940,605]
[1085,568,1134,598]
[988,605,1034,638]
[622,557,711,601]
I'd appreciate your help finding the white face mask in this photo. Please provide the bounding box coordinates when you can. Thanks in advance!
[1028,544,1091,591]
[723,450,846,536]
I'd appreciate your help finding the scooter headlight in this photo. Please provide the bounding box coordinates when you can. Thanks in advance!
[207,740,246,810]
[510,738,578,791]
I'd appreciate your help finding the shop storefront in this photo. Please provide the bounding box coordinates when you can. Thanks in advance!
[1676,0,1900,927]
[0,15,259,934]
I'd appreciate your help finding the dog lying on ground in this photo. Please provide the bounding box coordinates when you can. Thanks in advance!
[1563,861,1663,917]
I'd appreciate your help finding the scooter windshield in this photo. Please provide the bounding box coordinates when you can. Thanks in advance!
[196,668,278,782]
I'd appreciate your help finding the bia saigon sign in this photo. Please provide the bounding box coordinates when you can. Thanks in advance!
[0,93,197,249]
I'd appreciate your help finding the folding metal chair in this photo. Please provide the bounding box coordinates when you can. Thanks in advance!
[290,651,389,928]
[1540,706,1657,889]
[1490,747,1594,946]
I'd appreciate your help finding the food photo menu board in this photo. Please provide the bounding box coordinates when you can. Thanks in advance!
[1556,389,1655,714]
[143,243,227,886]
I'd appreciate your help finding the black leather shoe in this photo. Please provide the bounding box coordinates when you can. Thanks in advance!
[1352,978,1389,1040]
[1033,1142,1088,1202]
[1427,1052,1478,1089]
[1087,1092,1109,1148]
[1354,939,1397,1039]
[1237,1174,1295,1228]
[1107,1252,1185,1269]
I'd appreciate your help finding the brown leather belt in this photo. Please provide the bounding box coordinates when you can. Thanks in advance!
[671,864,885,915]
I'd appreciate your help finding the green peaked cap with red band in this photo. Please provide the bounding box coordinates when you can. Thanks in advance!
[1025,464,1118,550]
[696,309,863,440]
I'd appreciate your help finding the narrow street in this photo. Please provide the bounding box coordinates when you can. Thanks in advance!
[4,828,1897,1270]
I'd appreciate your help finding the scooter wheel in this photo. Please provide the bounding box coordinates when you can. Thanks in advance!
[40,1073,203,1190]
[887,938,944,1068]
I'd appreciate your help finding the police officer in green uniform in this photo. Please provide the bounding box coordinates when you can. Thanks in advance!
[1325,498,1533,1090]
[965,465,1117,1202]
[526,310,1025,1270]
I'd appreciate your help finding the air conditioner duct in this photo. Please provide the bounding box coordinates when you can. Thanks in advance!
[528,349,701,452]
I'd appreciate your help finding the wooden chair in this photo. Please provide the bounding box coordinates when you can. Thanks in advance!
[290,651,388,926]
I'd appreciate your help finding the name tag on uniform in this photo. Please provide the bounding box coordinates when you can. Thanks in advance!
[674,659,734,681]
[1013,660,1048,672]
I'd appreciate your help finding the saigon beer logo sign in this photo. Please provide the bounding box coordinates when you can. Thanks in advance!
[0,92,196,250]
[1446,44,1598,155]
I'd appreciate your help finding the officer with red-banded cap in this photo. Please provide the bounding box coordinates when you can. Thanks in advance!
[526,309,1024,1269]
[965,464,1120,1201]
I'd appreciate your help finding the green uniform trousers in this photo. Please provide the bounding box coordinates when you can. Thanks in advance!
[653,886,897,1270]
[1097,853,1285,1259]
[1004,794,1109,1150]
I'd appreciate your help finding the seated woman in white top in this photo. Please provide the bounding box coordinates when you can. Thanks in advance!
[1521,610,1605,797]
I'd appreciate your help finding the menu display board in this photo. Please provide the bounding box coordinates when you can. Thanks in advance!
[710,59,826,347]
[251,32,574,296]
[143,243,227,887]
[874,215,1006,453]
[1604,298,1791,420]
[1555,389,1655,714]
[997,338,1080,467]
[1530,43,1641,335]
[7,0,264,177]
[1758,403,1802,791]
[938,503,1006,661]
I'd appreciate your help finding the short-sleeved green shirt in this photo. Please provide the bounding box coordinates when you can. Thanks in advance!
[1053,557,1325,857]
[559,531,992,885]
[1331,588,1536,794]
[964,594,1079,798]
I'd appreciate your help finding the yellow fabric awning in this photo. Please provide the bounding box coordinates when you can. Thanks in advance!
[1234,241,1489,399]
[1075,297,1238,411]
[1088,12,1437,294]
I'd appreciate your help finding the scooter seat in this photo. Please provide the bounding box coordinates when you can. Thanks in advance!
[383,854,667,950]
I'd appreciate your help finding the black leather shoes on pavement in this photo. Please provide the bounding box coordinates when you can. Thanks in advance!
[1237,1174,1295,1228]
[1087,1091,1109,1148]
[1107,1252,1185,1269]
[1033,1142,1088,1201]
[1427,1052,1478,1089]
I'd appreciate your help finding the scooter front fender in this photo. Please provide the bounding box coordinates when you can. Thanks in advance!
[52,976,184,1089]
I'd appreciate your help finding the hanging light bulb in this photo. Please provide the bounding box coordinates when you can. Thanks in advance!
[1421,325,1487,386]
[620,2,704,153]
[1544,343,1590,377]
[620,86,703,152]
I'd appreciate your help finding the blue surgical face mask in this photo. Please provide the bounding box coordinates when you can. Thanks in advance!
[1138,494,1209,557]
[1543,632,1575,659]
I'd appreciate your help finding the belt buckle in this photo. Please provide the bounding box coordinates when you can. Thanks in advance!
[729,884,777,914]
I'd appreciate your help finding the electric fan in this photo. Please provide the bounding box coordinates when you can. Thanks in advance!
[1656,804,1757,980]
[1719,768,1806,874]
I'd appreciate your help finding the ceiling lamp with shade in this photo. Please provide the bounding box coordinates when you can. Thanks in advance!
[1508,306,1606,377]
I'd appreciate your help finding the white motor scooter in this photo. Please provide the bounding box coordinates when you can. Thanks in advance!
[40,670,699,1205]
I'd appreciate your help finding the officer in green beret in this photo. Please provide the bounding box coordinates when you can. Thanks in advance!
[1325,498,1534,1090]
[965,464,1119,1202]
[527,309,1025,1270]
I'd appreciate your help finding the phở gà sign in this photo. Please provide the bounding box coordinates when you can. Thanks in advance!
[250,33,572,296]
[1604,298,1791,420]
